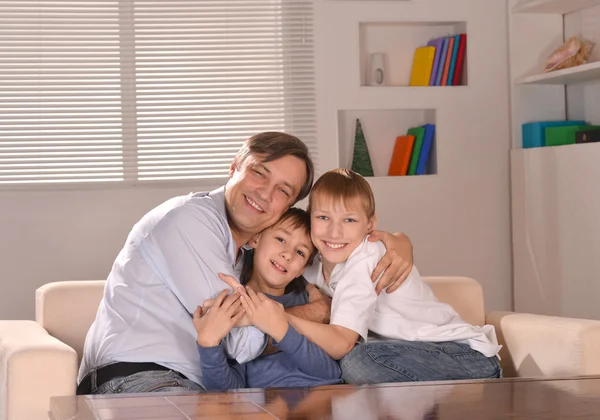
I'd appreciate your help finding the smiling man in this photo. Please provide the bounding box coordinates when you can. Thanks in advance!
[77,132,412,395]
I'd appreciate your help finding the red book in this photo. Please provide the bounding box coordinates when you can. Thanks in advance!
[452,34,467,86]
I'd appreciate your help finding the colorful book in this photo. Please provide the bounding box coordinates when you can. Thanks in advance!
[545,125,600,146]
[427,38,444,86]
[407,127,426,175]
[416,124,435,175]
[452,34,467,86]
[441,36,454,85]
[522,121,585,148]
[434,38,449,86]
[409,46,436,86]
[576,129,600,144]
[388,135,415,176]
[446,35,461,85]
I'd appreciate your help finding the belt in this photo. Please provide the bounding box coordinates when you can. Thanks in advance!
[76,362,186,395]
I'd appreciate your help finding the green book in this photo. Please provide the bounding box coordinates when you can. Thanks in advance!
[407,127,425,175]
[545,125,600,147]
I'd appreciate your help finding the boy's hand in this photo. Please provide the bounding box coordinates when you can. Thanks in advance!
[218,273,246,295]
[193,289,245,347]
[240,286,289,342]
[369,231,413,295]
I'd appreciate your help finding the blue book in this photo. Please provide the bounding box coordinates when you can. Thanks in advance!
[434,38,449,86]
[446,35,461,85]
[427,38,444,86]
[522,120,586,148]
[416,124,435,175]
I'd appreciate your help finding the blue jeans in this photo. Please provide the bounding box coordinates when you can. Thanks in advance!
[340,340,502,384]
[93,370,204,394]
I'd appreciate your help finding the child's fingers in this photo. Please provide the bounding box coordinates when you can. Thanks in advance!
[213,288,231,307]
[218,273,246,295]
[239,294,255,315]
[256,292,268,302]
[221,291,241,311]
[231,308,246,325]
[193,306,202,321]
[246,286,261,303]
[226,298,242,315]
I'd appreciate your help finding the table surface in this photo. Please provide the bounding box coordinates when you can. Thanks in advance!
[49,375,600,419]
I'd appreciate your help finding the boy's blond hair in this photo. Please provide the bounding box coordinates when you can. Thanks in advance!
[308,168,375,219]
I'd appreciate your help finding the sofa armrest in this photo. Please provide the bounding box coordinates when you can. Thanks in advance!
[486,311,600,378]
[0,320,78,420]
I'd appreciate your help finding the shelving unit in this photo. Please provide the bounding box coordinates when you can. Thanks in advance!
[337,109,436,177]
[512,0,600,14]
[509,0,600,318]
[359,21,467,87]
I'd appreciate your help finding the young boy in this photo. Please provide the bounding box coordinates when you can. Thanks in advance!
[289,168,502,383]
[193,208,342,390]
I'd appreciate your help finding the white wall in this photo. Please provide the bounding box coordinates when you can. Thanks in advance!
[0,0,513,320]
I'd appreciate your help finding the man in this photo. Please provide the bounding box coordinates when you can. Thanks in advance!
[77,132,412,394]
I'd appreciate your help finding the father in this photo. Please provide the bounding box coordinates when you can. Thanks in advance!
[77,132,412,394]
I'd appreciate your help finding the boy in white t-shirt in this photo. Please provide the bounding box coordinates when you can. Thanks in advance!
[288,168,502,383]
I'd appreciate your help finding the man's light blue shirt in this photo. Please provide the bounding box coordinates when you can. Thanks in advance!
[78,187,266,387]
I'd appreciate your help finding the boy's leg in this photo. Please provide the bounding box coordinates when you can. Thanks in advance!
[93,370,204,394]
[339,340,502,384]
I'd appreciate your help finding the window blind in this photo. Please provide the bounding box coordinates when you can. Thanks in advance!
[0,0,317,185]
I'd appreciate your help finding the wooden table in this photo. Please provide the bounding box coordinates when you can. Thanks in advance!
[49,376,600,419]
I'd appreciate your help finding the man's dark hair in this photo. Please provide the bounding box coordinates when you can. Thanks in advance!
[234,132,314,203]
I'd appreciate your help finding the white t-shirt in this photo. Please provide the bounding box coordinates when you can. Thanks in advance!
[303,237,501,358]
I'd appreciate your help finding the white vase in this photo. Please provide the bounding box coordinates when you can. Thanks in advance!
[367,53,387,86]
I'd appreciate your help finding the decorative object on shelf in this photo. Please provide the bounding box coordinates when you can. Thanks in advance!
[351,119,374,177]
[576,129,600,144]
[367,53,387,86]
[543,36,595,73]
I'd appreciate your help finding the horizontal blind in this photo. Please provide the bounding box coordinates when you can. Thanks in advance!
[0,0,318,185]
[0,1,124,183]
[133,0,317,181]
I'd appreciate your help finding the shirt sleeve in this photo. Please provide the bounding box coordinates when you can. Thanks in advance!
[329,252,380,341]
[197,343,247,390]
[273,324,341,381]
[139,203,266,364]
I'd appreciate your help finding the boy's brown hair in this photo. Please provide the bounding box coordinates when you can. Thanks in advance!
[240,207,316,294]
[308,168,375,219]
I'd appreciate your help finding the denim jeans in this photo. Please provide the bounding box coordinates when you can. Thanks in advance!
[340,340,502,384]
[93,370,204,394]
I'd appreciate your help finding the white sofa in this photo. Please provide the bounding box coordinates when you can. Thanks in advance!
[2,277,600,420]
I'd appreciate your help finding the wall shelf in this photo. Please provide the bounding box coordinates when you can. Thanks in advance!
[512,0,600,14]
[359,21,467,87]
[337,109,436,177]
[518,61,600,85]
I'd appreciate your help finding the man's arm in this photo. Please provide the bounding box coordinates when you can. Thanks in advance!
[198,343,247,390]
[368,231,413,294]
[139,204,265,364]
[285,316,357,360]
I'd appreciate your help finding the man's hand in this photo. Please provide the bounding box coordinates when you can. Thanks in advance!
[240,287,289,342]
[369,231,413,295]
[193,289,245,347]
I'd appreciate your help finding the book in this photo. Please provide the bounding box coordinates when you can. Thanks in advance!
[407,127,426,175]
[576,129,600,144]
[427,38,444,86]
[435,38,449,86]
[409,46,436,86]
[452,34,467,86]
[545,125,600,147]
[441,36,454,85]
[416,124,435,175]
[522,121,585,148]
[446,35,461,85]
[388,135,415,176]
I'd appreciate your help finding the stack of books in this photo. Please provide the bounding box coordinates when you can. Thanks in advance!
[522,121,600,148]
[409,34,467,86]
[388,124,435,176]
